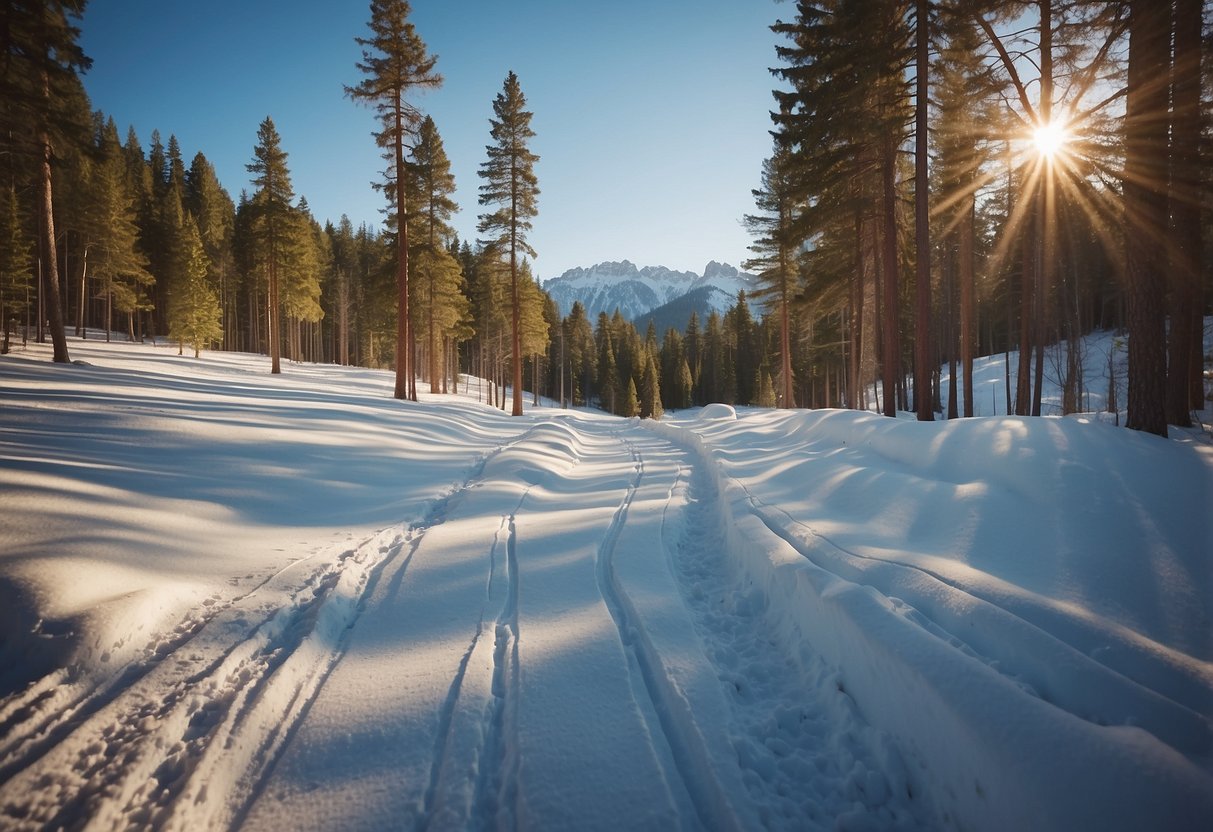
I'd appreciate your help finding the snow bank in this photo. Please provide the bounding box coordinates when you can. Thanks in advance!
[651,409,1213,831]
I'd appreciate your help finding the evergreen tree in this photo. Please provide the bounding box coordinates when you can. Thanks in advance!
[640,353,663,419]
[598,317,621,414]
[185,152,236,349]
[0,187,33,353]
[621,376,640,419]
[87,121,152,341]
[659,328,692,410]
[755,369,778,408]
[167,214,221,357]
[1,0,92,362]
[246,116,295,374]
[564,301,596,406]
[478,71,540,417]
[347,0,441,401]
[407,114,460,392]
[745,146,798,408]
[281,198,325,361]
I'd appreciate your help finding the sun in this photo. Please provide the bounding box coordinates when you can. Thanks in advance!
[1032,121,1070,159]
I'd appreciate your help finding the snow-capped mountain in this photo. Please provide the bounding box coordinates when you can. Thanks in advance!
[542,260,759,322]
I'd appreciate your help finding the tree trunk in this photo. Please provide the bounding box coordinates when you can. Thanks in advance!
[511,235,523,416]
[1166,0,1202,425]
[960,191,975,417]
[394,101,412,400]
[1124,0,1170,436]
[880,128,900,418]
[39,118,70,364]
[914,0,933,421]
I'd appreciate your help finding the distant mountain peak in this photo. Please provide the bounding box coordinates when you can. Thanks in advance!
[542,260,758,323]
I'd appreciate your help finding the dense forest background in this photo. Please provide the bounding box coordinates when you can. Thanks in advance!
[1,1,1209,436]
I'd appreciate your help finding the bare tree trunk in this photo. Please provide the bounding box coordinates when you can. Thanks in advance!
[914,0,933,421]
[1032,0,1055,419]
[39,115,70,363]
[880,128,900,418]
[1167,0,1202,424]
[960,191,976,417]
[394,102,412,400]
[1124,0,1170,435]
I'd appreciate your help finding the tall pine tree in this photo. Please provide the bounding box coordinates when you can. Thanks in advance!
[246,116,294,374]
[478,71,540,417]
[346,0,440,401]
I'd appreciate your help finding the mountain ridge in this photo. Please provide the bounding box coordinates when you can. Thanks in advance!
[542,260,759,322]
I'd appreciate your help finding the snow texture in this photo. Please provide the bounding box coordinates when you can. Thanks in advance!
[1,335,1210,831]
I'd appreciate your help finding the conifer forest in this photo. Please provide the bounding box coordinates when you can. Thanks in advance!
[1,1,1209,435]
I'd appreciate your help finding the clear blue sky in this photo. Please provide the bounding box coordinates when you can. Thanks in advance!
[79,0,784,280]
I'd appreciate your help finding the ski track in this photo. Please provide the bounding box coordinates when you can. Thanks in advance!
[0,432,531,832]
[676,443,931,830]
[0,550,320,787]
[724,466,1211,755]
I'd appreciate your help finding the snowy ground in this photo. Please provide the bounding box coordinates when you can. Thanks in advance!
[1,336,1210,831]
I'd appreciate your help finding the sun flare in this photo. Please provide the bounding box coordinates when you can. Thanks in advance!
[1032,121,1070,158]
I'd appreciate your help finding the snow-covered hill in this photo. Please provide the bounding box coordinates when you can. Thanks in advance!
[543,260,759,321]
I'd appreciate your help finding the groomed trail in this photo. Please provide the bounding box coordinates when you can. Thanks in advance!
[0,416,933,831]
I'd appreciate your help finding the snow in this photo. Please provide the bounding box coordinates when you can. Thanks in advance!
[1,335,1210,831]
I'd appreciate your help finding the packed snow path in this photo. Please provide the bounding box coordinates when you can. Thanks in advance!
[1,416,930,831]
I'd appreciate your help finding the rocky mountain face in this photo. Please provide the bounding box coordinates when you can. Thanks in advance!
[542,260,759,323]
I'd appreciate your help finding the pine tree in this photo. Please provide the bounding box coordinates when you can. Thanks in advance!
[347,0,441,401]
[564,301,595,406]
[621,377,640,419]
[0,187,33,353]
[281,198,325,361]
[407,114,460,392]
[598,320,621,414]
[167,215,221,358]
[185,152,236,349]
[246,116,294,374]
[745,147,798,408]
[87,121,153,341]
[2,0,92,363]
[478,71,540,417]
[640,353,663,419]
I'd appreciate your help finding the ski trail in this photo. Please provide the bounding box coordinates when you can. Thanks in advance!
[238,427,560,832]
[0,526,405,832]
[1,428,536,832]
[0,550,320,787]
[469,506,525,832]
[590,431,743,832]
[672,444,931,830]
[418,513,509,831]
[727,461,1211,755]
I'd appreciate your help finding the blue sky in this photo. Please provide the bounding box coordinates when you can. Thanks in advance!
[79,1,784,279]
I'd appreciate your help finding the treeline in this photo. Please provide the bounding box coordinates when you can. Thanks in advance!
[3,2,1209,434]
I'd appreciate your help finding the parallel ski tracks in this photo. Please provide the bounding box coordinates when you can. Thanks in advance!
[0,432,534,832]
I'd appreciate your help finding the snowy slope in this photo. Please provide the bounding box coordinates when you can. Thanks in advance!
[543,260,759,321]
[1,337,1210,831]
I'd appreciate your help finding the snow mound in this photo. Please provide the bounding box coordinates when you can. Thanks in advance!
[697,403,737,421]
